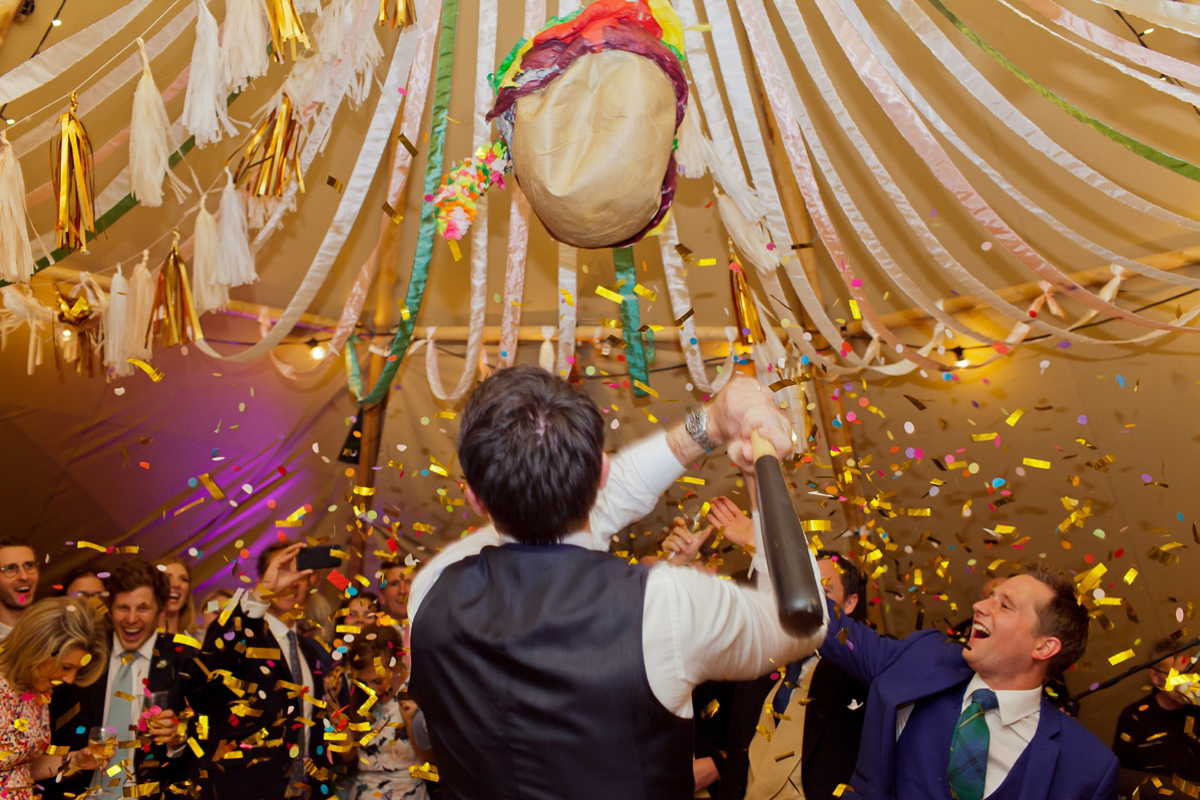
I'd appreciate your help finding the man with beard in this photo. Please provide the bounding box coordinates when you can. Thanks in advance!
[0,536,38,638]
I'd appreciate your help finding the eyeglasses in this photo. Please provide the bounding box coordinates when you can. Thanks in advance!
[0,561,38,578]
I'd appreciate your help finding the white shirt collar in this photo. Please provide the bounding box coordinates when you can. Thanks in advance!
[964,673,1042,727]
[497,530,592,548]
[263,609,295,644]
[111,630,158,661]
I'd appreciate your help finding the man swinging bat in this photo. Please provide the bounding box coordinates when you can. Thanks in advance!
[409,367,827,799]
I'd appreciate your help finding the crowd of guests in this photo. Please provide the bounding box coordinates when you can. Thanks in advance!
[2,367,1198,800]
[0,535,429,800]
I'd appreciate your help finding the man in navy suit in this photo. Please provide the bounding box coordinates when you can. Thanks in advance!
[819,564,1117,800]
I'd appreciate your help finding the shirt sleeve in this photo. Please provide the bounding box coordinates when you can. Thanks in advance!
[586,431,686,550]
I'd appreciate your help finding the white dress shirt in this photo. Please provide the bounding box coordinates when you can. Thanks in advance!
[243,594,315,723]
[409,430,827,718]
[894,673,1042,798]
[102,631,159,734]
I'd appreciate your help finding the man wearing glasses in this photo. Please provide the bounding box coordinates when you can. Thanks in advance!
[0,535,38,638]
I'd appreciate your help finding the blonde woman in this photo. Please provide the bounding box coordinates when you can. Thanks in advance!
[0,597,108,797]
[154,558,196,634]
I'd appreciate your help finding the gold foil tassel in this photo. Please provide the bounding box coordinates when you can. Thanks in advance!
[379,0,417,29]
[233,93,305,198]
[265,0,311,62]
[54,286,100,377]
[729,242,764,349]
[50,92,96,253]
[146,231,199,348]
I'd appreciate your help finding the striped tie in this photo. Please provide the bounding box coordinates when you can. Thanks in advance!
[947,687,999,800]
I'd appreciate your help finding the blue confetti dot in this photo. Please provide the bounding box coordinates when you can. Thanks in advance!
[187,477,198,488]
[346,587,358,597]
[832,418,843,427]
[942,373,953,381]
[992,478,1005,488]
[690,337,698,345]
[1117,375,1126,387]
[1178,513,1185,521]
[800,355,810,365]
[500,351,508,358]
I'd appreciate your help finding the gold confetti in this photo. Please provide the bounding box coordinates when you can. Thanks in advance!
[677,476,706,485]
[595,286,624,304]
[695,258,717,266]
[801,520,832,533]
[246,648,283,660]
[633,380,658,397]
[769,379,796,392]
[398,133,418,156]
[326,175,343,193]
[127,358,164,382]
[774,751,796,761]
[382,202,403,225]
[1108,649,1135,665]
[971,433,998,442]
[633,284,657,301]
[560,289,574,306]
[174,633,202,648]
[1022,458,1051,469]
[848,299,861,320]
[1005,409,1024,426]
[435,411,456,419]
[674,309,694,327]
[447,239,462,261]
[353,485,376,496]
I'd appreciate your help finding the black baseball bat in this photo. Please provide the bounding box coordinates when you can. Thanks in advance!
[751,430,825,638]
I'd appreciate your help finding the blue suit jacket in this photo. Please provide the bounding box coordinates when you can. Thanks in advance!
[818,597,1117,800]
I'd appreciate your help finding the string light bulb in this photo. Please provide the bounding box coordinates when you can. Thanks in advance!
[307,337,326,360]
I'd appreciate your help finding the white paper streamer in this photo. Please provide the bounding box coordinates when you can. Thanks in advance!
[427,0,498,404]
[555,244,577,378]
[1088,0,1200,39]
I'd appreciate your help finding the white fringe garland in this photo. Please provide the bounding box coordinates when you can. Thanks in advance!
[104,267,132,377]
[216,171,258,286]
[0,132,35,282]
[191,197,229,313]
[122,252,157,363]
[130,38,190,208]
[220,0,271,93]
[182,0,237,148]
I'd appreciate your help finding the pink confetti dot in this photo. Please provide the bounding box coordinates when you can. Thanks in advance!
[1142,474,1153,483]
[1077,415,1087,424]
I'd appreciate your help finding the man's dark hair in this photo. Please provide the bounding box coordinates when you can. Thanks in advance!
[59,566,104,596]
[257,539,295,578]
[816,549,867,621]
[459,366,605,545]
[104,559,169,611]
[1026,564,1089,678]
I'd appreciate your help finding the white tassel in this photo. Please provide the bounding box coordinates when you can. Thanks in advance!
[707,136,766,225]
[220,0,270,93]
[104,267,131,377]
[312,0,351,54]
[349,25,384,109]
[0,132,35,282]
[130,39,171,208]
[0,284,52,374]
[216,171,257,286]
[123,252,156,362]
[716,191,780,276]
[675,103,708,179]
[538,326,555,373]
[294,0,323,14]
[192,197,229,313]
[183,0,237,147]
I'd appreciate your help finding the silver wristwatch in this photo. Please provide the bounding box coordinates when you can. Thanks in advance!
[685,406,717,453]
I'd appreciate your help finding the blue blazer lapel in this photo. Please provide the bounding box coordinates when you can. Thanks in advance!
[1017,698,1062,800]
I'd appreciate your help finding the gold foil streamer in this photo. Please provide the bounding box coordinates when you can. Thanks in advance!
[50,92,96,252]
[146,231,199,348]
[265,0,310,62]
[729,257,764,347]
[234,93,305,199]
[379,0,417,29]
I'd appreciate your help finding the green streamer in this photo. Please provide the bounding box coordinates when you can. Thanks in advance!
[344,335,364,400]
[926,0,1200,183]
[613,246,650,397]
[353,0,460,407]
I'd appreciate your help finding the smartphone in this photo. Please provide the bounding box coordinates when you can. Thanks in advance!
[296,544,342,572]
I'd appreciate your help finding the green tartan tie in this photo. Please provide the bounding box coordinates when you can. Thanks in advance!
[947,688,999,800]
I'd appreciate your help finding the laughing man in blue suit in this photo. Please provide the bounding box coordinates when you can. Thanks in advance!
[818,565,1117,800]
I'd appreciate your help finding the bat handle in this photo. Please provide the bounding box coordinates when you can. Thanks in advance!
[750,429,775,461]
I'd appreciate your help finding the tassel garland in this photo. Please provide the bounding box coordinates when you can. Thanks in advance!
[293,0,322,13]
[220,0,270,94]
[0,284,53,375]
[183,0,237,148]
[192,197,229,313]
[54,281,104,377]
[233,93,305,199]
[266,0,312,62]
[379,0,417,30]
[216,171,258,286]
[123,252,156,362]
[50,92,96,253]
[0,131,35,282]
[146,231,199,348]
